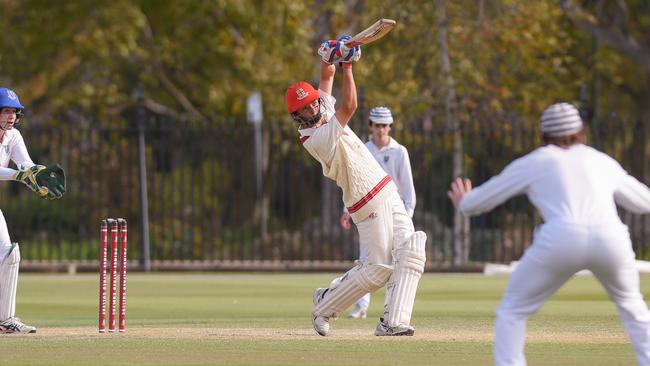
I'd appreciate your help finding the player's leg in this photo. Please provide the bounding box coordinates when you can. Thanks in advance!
[0,210,35,334]
[0,243,35,334]
[0,209,16,322]
[495,258,571,365]
[589,226,650,365]
[348,238,370,319]
[313,198,397,335]
[494,225,582,365]
[312,263,393,335]
[376,194,425,335]
[0,243,18,321]
[379,232,425,335]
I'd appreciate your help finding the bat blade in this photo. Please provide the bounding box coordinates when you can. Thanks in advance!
[344,19,396,48]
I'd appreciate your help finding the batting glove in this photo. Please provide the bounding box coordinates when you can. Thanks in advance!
[337,35,361,64]
[318,39,344,65]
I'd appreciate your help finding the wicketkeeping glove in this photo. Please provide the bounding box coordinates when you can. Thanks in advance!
[34,164,66,199]
[13,164,49,199]
[13,164,66,200]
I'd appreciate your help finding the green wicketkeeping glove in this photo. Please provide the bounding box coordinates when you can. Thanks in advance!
[13,164,49,199]
[34,164,66,200]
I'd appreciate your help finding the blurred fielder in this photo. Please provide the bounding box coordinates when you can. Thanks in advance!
[448,103,650,365]
[0,88,66,334]
[340,106,416,319]
[285,36,426,336]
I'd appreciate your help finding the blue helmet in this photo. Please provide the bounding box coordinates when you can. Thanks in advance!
[0,88,24,110]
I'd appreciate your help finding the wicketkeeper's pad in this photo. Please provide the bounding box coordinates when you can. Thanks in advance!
[0,243,20,320]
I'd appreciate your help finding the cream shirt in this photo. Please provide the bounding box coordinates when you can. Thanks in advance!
[299,90,397,222]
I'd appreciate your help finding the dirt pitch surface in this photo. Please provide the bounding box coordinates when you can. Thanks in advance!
[32,326,627,344]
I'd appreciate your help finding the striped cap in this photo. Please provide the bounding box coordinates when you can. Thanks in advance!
[540,103,583,137]
[369,106,393,124]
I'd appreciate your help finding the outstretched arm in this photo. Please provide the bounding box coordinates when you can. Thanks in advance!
[614,174,650,214]
[334,64,357,127]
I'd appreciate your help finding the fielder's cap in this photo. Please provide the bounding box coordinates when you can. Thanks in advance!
[540,102,583,137]
[369,106,393,124]
[0,88,24,110]
[285,81,319,113]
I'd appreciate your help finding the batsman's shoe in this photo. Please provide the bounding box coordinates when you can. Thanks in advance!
[347,304,367,319]
[0,317,36,334]
[312,314,330,336]
[312,288,330,336]
[374,318,414,336]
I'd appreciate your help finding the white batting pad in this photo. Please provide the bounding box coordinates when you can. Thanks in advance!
[313,263,393,318]
[384,231,426,326]
[0,244,20,321]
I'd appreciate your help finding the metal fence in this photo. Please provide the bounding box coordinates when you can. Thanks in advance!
[3,109,649,270]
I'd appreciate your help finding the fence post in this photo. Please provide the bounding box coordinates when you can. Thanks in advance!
[135,85,151,272]
[247,91,266,248]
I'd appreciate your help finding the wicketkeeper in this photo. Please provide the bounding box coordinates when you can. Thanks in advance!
[0,87,66,334]
[285,37,426,336]
[448,102,650,365]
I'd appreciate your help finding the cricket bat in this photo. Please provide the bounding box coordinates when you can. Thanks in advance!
[344,19,396,48]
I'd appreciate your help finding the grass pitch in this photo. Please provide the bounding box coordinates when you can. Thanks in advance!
[1,272,646,365]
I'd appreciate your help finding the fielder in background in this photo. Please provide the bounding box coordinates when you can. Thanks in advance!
[285,36,426,336]
[340,106,416,319]
[0,87,66,334]
[447,102,650,365]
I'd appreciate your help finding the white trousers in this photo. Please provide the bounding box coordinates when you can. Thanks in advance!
[354,192,414,267]
[495,222,650,366]
[0,210,12,260]
[354,192,414,313]
[0,210,17,321]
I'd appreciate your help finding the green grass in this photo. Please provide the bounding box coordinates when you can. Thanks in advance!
[1,273,647,365]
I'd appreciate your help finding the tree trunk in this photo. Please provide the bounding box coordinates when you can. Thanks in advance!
[436,0,470,266]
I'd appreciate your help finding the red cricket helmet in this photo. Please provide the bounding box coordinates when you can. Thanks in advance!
[285,81,320,113]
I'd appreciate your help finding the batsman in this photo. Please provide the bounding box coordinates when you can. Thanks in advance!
[0,87,66,333]
[285,36,426,336]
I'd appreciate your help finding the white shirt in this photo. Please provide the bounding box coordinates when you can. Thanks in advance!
[365,137,416,217]
[459,144,650,225]
[298,90,397,222]
[0,129,34,180]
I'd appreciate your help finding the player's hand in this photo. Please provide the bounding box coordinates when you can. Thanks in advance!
[339,212,351,230]
[13,164,49,199]
[447,177,472,207]
[318,39,344,65]
[35,164,66,199]
[337,35,361,64]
